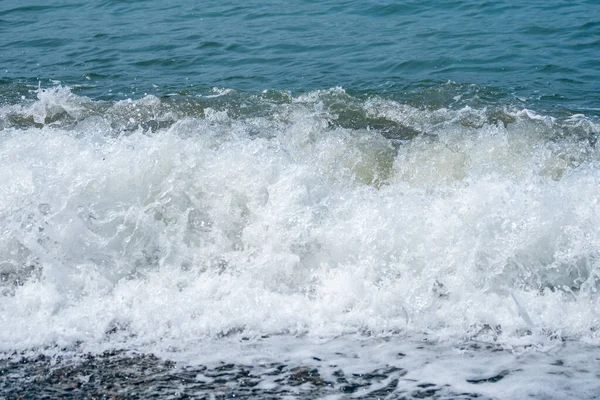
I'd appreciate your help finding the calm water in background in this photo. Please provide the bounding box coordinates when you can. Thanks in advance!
[1,0,599,112]
[2,1,600,399]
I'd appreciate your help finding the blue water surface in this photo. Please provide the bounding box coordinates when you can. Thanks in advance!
[0,0,599,113]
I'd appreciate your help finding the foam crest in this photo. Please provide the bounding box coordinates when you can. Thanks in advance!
[0,86,93,126]
[1,87,600,357]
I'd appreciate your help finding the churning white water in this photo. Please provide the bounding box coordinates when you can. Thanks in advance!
[1,87,599,398]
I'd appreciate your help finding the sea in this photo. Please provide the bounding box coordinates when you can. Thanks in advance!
[1,0,600,398]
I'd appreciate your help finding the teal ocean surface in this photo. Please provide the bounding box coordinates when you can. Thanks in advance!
[1,0,599,112]
[1,1,600,399]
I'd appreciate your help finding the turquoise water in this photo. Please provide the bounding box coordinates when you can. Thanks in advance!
[2,1,600,399]
[1,0,599,113]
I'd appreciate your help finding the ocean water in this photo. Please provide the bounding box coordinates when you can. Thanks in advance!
[1,0,600,398]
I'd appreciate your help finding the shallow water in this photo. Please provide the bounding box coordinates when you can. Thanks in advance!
[1,0,600,398]
[3,336,600,399]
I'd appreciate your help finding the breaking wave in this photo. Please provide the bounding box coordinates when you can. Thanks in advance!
[1,86,600,356]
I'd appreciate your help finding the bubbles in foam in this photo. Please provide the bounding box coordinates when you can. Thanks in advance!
[1,86,600,358]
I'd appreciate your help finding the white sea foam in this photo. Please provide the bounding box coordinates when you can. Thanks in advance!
[1,88,600,381]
